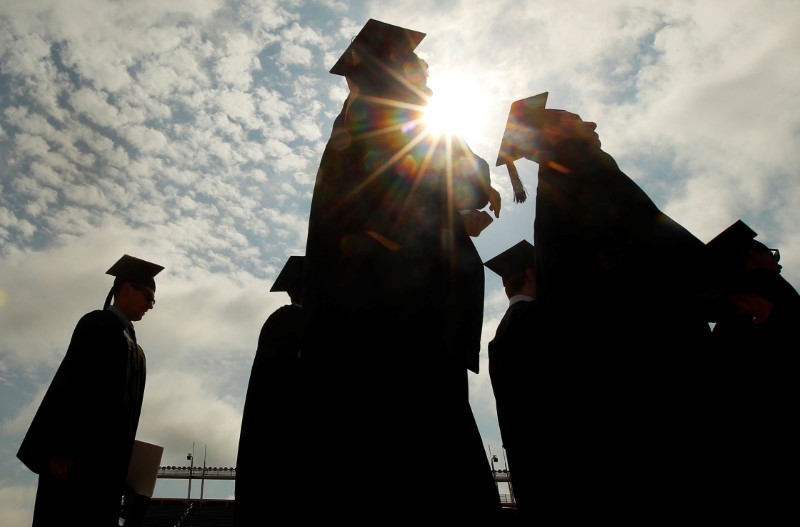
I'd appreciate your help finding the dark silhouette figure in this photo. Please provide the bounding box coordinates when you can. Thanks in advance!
[484,240,538,522]
[495,93,714,520]
[497,92,711,345]
[707,219,799,343]
[300,19,502,522]
[701,220,799,522]
[234,255,305,525]
[17,254,163,527]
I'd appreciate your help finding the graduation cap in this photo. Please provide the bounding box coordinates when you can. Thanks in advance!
[484,240,536,287]
[104,254,164,309]
[706,220,757,255]
[705,219,759,270]
[495,92,549,204]
[329,19,426,78]
[270,255,304,294]
[106,254,164,289]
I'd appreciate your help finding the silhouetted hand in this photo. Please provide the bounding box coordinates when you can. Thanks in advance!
[728,292,774,324]
[488,186,501,218]
[463,210,494,237]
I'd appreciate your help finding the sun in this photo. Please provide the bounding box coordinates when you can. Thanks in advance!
[423,71,490,143]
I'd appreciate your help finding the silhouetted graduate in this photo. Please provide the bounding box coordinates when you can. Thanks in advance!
[706,219,799,342]
[18,254,163,527]
[301,19,501,522]
[234,255,305,526]
[497,92,711,344]
[495,93,714,520]
[701,219,799,521]
[484,240,539,522]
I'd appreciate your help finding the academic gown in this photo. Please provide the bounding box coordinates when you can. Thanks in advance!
[712,268,800,345]
[534,140,710,345]
[300,96,500,521]
[487,298,540,520]
[531,139,714,521]
[17,309,145,527]
[704,269,800,521]
[234,303,304,525]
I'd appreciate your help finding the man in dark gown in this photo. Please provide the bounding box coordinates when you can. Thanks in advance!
[707,219,800,344]
[703,220,799,523]
[300,19,501,522]
[17,254,163,526]
[495,93,714,521]
[485,240,539,522]
[234,255,305,525]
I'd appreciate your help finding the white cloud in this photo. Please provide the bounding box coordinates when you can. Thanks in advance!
[0,484,35,527]
[0,208,36,240]
[214,32,263,89]
[120,123,170,154]
[277,42,314,67]
[71,87,122,128]
[254,86,293,124]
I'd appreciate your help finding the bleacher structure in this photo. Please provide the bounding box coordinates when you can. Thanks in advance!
[131,498,232,527]
[126,465,516,526]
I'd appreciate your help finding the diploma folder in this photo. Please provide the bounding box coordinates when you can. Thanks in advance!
[126,440,164,497]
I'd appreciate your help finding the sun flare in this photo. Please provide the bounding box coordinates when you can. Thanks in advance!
[423,72,490,143]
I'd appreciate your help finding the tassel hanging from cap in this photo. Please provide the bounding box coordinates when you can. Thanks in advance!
[506,161,527,204]
[103,285,116,310]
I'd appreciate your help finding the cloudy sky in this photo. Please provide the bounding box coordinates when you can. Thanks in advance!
[1,0,798,523]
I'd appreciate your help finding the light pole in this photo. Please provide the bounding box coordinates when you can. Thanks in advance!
[187,446,194,501]
[487,445,499,490]
[200,444,207,502]
[502,445,514,507]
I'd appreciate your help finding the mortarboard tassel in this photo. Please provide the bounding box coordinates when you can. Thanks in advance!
[103,286,115,310]
[507,161,527,204]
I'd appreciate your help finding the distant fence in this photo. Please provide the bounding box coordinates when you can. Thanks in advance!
[156,466,512,483]
[157,466,236,480]
[155,466,515,508]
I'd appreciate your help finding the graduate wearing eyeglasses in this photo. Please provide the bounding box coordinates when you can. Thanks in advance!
[700,220,800,522]
[17,254,163,527]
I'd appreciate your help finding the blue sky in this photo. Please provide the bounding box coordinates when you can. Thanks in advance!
[1,0,799,523]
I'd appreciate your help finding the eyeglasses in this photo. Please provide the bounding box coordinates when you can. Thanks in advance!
[767,248,780,262]
[132,285,156,306]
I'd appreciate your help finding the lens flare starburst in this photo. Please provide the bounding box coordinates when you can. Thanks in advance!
[423,72,489,142]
